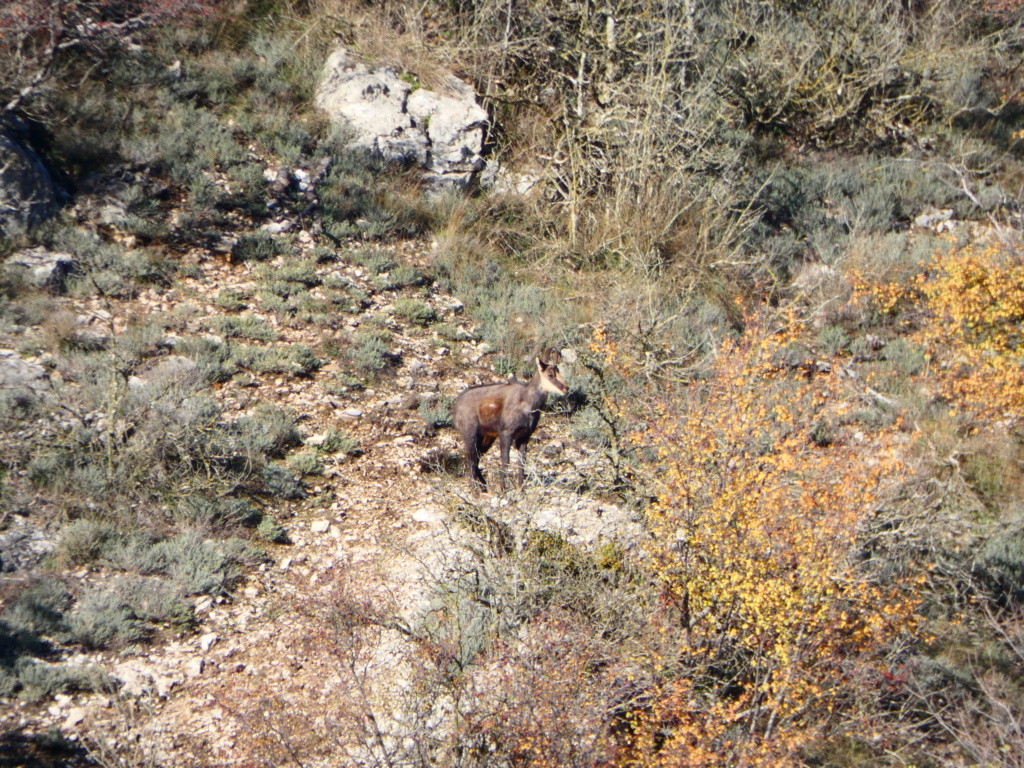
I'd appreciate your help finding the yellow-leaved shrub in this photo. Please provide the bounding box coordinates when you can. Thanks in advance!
[594,317,918,766]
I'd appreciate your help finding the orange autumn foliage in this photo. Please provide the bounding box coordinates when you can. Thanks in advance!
[859,235,1024,426]
[593,317,917,767]
[913,241,1024,425]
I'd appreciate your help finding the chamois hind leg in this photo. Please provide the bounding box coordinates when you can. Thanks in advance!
[463,436,486,493]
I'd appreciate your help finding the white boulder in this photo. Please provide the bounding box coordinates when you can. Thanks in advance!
[315,49,494,191]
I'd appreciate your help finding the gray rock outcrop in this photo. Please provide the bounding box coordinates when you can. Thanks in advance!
[314,49,495,191]
[4,246,77,291]
[0,352,50,395]
[0,523,57,573]
[0,118,61,236]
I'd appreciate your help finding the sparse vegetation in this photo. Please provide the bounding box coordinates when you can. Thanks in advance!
[392,299,437,326]
[417,396,453,428]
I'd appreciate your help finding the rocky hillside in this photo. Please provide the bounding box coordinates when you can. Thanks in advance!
[2,1,1024,766]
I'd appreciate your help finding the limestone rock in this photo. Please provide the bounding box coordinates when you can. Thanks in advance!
[62,707,87,729]
[0,523,57,573]
[184,657,205,678]
[0,353,53,415]
[315,48,495,191]
[914,208,956,232]
[3,246,77,291]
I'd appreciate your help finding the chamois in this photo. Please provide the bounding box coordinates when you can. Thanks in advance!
[453,348,568,492]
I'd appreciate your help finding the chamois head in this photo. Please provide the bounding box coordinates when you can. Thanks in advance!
[536,347,568,397]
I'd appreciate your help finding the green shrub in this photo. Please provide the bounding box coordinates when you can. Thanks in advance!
[231,343,321,376]
[434,322,477,343]
[287,449,323,476]
[492,355,519,377]
[148,532,242,596]
[177,336,238,383]
[234,405,302,458]
[223,163,267,216]
[233,232,280,262]
[817,325,851,356]
[974,529,1024,605]
[350,248,396,275]
[569,406,613,449]
[260,464,306,500]
[389,263,428,288]
[881,337,927,377]
[70,588,149,648]
[349,331,395,374]
[116,576,194,627]
[147,104,246,182]
[57,520,118,566]
[418,397,453,428]
[322,372,364,395]
[214,289,248,311]
[320,428,360,455]
[810,419,836,448]
[270,263,320,288]
[11,659,110,703]
[174,496,261,531]
[101,532,162,574]
[257,516,288,544]
[208,313,278,342]
[393,299,438,326]
[1,580,72,641]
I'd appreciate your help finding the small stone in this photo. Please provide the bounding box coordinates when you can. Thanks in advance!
[542,440,565,457]
[154,675,178,698]
[184,658,205,678]
[62,708,86,729]
[199,633,218,652]
[310,520,331,534]
[340,408,362,420]
[412,508,440,524]
[914,208,954,229]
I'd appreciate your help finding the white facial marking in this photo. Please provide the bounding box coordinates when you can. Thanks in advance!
[540,370,567,396]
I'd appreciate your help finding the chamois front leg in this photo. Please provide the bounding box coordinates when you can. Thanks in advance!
[498,433,514,492]
[514,440,528,489]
